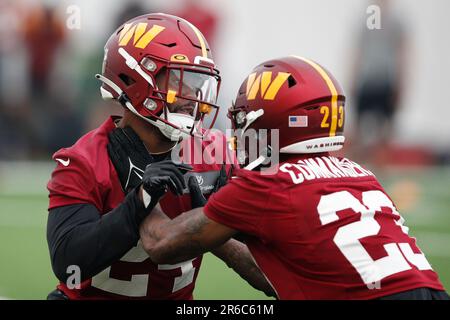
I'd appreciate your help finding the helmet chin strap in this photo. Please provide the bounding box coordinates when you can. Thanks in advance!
[236,108,267,171]
[242,109,264,133]
[95,73,196,142]
[146,112,195,142]
[243,146,272,171]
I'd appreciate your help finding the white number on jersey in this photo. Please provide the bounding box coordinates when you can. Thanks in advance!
[317,190,432,288]
[91,241,196,297]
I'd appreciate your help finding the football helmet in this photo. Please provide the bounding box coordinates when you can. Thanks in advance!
[96,13,221,141]
[228,56,346,167]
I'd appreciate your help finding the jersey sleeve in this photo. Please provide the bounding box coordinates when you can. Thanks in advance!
[47,150,103,211]
[203,171,271,237]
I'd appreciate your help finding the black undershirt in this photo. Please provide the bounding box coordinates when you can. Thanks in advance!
[47,149,172,283]
[47,188,152,283]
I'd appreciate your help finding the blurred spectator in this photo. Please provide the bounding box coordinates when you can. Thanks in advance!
[0,1,83,160]
[0,0,27,106]
[351,0,408,164]
[0,0,29,159]
[23,4,66,97]
[22,3,78,159]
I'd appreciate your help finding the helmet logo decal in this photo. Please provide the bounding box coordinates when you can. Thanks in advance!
[118,23,165,49]
[246,71,290,101]
[170,54,190,63]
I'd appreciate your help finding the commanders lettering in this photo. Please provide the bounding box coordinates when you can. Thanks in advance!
[280,156,374,184]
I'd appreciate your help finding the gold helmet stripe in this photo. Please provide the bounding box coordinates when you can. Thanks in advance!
[180,18,208,58]
[291,55,339,137]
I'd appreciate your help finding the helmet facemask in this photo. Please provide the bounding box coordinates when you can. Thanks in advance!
[228,104,271,170]
[150,62,221,141]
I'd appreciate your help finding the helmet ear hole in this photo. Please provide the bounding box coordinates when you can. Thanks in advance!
[287,75,297,88]
[118,73,136,86]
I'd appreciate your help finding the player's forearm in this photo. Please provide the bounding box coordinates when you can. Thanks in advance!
[140,208,231,264]
[47,188,149,283]
[139,207,205,264]
[211,239,277,298]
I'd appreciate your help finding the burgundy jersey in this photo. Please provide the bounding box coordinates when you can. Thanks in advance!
[47,116,234,300]
[204,155,445,299]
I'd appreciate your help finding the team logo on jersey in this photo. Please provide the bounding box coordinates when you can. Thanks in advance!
[246,71,291,101]
[195,175,204,186]
[55,157,70,167]
[125,157,145,191]
[182,171,220,194]
[118,23,165,49]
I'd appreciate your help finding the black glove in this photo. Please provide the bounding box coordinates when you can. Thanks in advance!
[141,160,192,199]
[107,126,154,193]
[188,164,233,209]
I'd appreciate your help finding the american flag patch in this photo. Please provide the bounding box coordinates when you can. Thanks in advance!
[289,116,308,127]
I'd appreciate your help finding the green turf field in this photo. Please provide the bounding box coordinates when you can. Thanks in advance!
[0,163,448,299]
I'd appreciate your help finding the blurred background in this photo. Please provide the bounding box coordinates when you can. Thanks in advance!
[0,0,449,299]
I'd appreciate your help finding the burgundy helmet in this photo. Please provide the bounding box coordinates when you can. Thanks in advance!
[229,56,345,166]
[97,13,221,141]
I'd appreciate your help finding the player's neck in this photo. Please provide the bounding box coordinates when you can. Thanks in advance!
[118,111,177,155]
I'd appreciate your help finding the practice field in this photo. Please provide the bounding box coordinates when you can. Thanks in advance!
[0,163,449,300]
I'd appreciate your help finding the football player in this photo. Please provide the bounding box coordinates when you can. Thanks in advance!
[139,56,449,300]
[46,13,274,300]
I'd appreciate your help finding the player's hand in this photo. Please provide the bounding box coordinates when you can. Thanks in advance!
[188,164,233,209]
[107,126,154,193]
[141,160,192,199]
